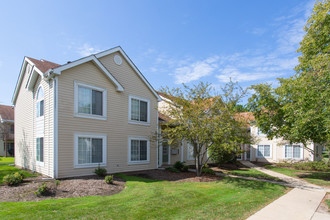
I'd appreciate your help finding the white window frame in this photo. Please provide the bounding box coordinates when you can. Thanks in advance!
[256,144,272,158]
[128,95,150,125]
[74,81,107,120]
[36,86,44,118]
[187,142,195,161]
[74,132,107,168]
[283,144,303,160]
[128,136,150,165]
[36,137,44,167]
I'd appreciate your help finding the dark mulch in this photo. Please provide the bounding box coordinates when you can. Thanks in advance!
[0,175,125,202]
[123,169,222,182]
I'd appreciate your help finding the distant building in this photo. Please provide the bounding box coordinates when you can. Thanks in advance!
[0,105,15,157]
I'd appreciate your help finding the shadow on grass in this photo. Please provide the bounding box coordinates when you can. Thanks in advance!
[115,173,162,183]
[222,176,283,189]
[297,172,330,181]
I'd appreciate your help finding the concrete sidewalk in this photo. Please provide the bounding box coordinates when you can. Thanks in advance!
[240,161,328,220]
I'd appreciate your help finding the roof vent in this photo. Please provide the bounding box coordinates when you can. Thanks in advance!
[67,61,71,64]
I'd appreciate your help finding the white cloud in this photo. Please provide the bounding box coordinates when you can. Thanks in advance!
[77,43,102,57]
[216,67,283,83]
[174,56,219,84]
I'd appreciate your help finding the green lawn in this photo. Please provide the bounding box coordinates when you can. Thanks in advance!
[224,169,282,182]
[0,165,288,219]
[0,157,37,184]
[265,165,330,186]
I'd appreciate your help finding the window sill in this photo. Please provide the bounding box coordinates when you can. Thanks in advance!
[74,113,107,121]
[128,161,150,165]
[256,156,272,159]
[128,121,150,126]
[74,163,106,169]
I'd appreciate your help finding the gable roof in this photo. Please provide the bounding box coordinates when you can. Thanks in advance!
[12,46,161,105]
[26,57,60,73]
[0,105,14,123]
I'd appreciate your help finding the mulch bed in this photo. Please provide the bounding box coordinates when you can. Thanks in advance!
[124,169,222,182]
[0,175,125,202]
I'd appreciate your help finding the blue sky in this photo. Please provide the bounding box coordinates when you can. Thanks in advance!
[0,0,315,105]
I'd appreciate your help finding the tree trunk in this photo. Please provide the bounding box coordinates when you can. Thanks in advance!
[195,154,202,176]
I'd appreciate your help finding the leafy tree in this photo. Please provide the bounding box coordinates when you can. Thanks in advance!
[233,104,249,113]
[248,0,330,159]
[160,81,252,176]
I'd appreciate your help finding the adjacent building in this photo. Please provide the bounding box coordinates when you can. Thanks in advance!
[0,105,15,157]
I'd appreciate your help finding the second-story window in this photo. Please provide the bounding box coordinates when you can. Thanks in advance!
[74,81,107,120]
[129,95,150,124]
[36,86,44,117]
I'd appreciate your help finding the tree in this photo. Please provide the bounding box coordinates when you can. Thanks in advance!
[248,0,330,159]
[160,81,252,176]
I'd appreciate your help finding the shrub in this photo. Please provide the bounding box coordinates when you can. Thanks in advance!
[105,175,114,184]
[165,167,180,173]
[173,161,185,171]
[277,161,330,172]
[202,167,215,175]
[55,180,60,187]
[35,183,50,196]
[3,172,24,186]
[182,165,189,172]
[95,167,107,177]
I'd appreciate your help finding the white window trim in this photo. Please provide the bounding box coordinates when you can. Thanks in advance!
[74,132,107,168]
[283,144,304,160]
[256,144,272,158]
[128,136,150,165]
[128,95,150,126]
[36,85,44,119]
[36,137,44,167]
[187,142,194,161]
[74,81,107,120]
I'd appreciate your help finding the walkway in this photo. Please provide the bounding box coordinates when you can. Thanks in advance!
[240,161,328,220]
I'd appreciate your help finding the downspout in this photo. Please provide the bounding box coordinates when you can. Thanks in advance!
[156,108,159,168]
[53,77,58,178]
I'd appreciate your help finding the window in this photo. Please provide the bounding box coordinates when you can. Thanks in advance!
[257,145,271,158]
[36,86,44,117]
[74,81,107,120]
[284,144,302,159]
[129,96,150,124]
[36,137,44,163]
[187,142,194,160]
[74,133,107,168]
[128,137,150,164]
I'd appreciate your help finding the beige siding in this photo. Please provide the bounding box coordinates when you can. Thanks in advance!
[15,67,54,177]
[250,126,314,162]
[57,53,158,178]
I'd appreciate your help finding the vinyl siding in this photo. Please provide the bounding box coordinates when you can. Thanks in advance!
[57,52,158,178]
[14,67,54,177]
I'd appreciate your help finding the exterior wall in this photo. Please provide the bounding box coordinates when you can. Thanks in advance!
[249,126,316,163]
[15,66,54,177]
[56,52,158,178]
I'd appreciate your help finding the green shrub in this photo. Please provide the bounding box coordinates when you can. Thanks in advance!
[35,183,50,196]
[165,167,180,173]
[105,175,114,184]
[95,167,107,177]
[173,161,185,170]
[3,172,24,186]
[202,167,215,175]
[182,165,189,172]
[55,180,60,187]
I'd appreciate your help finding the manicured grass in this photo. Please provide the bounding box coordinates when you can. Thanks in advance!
[0,157,38,184]
[0,174,288,219]
[224,169,282,182]
[265,165,330,186]
[326,199,330,210]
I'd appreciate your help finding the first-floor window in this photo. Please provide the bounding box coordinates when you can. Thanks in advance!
[257,145,271,158]
[285,145,302,159]
[36,137,44,162]
[75,133,107,168]
[187,142,194,160]
[129,137,149,163]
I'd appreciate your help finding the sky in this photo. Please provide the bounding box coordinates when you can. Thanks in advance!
[0,0,316,106]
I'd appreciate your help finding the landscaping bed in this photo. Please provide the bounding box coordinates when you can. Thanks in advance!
[0,175,125,202]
